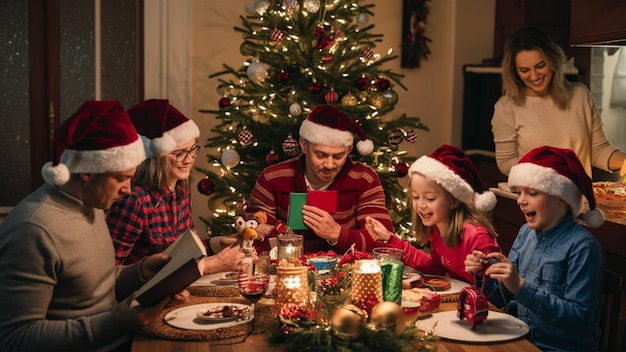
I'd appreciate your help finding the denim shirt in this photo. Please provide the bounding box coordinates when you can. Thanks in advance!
[507,215,604,352]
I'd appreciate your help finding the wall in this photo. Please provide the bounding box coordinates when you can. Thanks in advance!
[146,0,496,235]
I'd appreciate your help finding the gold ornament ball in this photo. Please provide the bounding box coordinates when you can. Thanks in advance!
[341,92,358,107]
[368,92,386,109]
[382,90,398,106]
[369,301,406,336]
[330,304,366,341]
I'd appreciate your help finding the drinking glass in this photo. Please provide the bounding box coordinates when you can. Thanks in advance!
[237,270,270,319]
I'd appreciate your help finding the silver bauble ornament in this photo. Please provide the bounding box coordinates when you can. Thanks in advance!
[247,62,268,82]
[369,301,406,336]
[356,13,369,24]
[289,102,303,116]
[244,2,256,14]
[254,0,271,14]
[302,0,320,13]
[330,304,366,341]
[382,90,398,106]
[221,149,240,168]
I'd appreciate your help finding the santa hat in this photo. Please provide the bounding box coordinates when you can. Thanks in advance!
[127,99,200,158]
[508,146,604,228]
[299,105,374,155]
[409,144,496,212]
[41,100,146,186]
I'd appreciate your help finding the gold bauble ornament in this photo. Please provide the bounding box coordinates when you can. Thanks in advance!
[341,92,358,106]
[369,301,406,336]
[368,92,385,109]
[330,304,366,341]
[382,90,398,106]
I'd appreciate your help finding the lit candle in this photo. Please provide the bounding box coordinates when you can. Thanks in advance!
[274,266,311,316]
[350,259,383,310]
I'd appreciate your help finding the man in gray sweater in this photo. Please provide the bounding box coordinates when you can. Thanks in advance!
[0,101,178,351]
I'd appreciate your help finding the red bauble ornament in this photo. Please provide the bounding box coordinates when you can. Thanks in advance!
[375,77,390,91]
[238,127,254,146]
[325,89,338,104]
[282,135,301,156]
[276,70,289,83]
[270,29,284,44]
[197,177,216,195]
[394,162,409,177]
[218,97,231,108]
[404,130,417,143]
[362,47,374,60]
[308,82,322,94]
[265,150,279,165]
[355,76,370,91]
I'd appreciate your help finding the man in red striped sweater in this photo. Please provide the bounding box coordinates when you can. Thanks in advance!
[246,105,393,254]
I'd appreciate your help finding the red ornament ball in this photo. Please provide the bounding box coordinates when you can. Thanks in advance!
[270,29,284,44]
[362,47,374,60]
[265,150,279,165]
[282,136,301,156]
[238,128,254,146]
[375,78,390,91]
[394,162,409,177]
[405,130,418,143]
[218,97,231,108]
[355,76,370,91]
[308,82,322,94]
[276,70,289,83]
[197,177,216,195]
[325,89,338,104]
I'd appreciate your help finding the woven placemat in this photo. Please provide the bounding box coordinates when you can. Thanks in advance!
[139,295,274,341]
[187,285,240,298]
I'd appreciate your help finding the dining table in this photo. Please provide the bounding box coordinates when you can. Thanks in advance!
[131,272,541,352]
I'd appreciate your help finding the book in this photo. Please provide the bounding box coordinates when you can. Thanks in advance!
[287,190,338,230]
[135,228,207,306]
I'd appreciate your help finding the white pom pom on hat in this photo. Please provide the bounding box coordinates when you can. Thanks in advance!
[41,100,146,186]
[299,105,374,155]
[127,99,200,158]
[409,144,496,212]
[508,146,604,228]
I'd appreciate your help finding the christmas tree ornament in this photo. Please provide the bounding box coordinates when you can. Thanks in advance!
[282,135,301,156]
[289,102,303,116]
[282,0,300,15]
[329,304,366,341]
[270,29,284,44]
[276,70,289,83]
[375,77,390,91]
[394,162,409,177]
[221,149,241,168]
[265,150,279,165]
[362,47,374,60]
[244,2,256,15]
[325,89,338,104]
[302,0,320,13]
[369,302,406,336]
[247,61,268,82]
[197,177,216,196]
[355,76,370,91]
[218,97,231,108]
[404,129,418,143]
[356,12,369,24]
[308,82,322,94]
[340,92,358,106]
[382,90,398,106]
[368,92,386,109]
[254,0,271,15]
[238,127,254,146]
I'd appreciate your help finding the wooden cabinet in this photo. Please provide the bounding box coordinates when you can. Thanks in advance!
[570,0,626,46]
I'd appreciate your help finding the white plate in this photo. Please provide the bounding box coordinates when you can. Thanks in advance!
[164,303,251,330]
[195,305,250,323]
[403,268,471,295]
[417,310,529,342]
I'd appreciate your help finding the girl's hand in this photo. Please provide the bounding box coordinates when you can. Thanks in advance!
[464,250,487,274]
[364,216,393,242]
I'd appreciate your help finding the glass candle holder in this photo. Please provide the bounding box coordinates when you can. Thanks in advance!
[277,234,303,263]
[372,247,404,304]
[274,266,312,316]
[349,259,383,311]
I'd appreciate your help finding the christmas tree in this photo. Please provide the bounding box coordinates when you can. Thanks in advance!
[196,0,429,239]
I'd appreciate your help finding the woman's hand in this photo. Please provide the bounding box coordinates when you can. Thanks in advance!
[364,216,393,242]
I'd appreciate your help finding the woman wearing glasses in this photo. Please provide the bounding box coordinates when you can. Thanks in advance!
[106,99,244,272]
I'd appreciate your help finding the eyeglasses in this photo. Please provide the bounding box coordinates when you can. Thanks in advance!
[171,145,201,161]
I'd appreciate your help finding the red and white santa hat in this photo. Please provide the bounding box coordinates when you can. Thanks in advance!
[409,144,496,212]
[41,100,146,186]
[299,105,374,155]
[508,146,604,228]
[127,99,200,158]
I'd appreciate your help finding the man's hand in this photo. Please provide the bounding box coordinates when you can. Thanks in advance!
[302,204,341,242]
[112,294,170,331]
